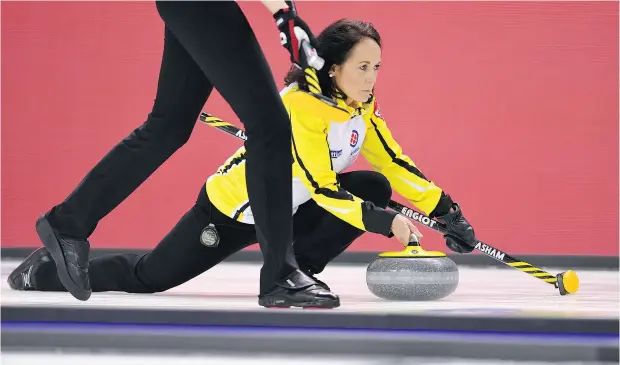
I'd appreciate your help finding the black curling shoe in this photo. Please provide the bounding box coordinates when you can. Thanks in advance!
[258,269,340,309]
[36,214,91,301]
[8,247,52,291]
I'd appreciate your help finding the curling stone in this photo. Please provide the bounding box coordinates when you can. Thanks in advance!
[366,235,458,301]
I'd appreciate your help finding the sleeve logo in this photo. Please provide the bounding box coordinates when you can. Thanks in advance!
[373,99,382,118]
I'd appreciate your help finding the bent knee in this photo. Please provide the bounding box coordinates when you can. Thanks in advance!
[133,272,174,294]
[371,173,392,208]
[127,114,196,151]
[357,171,392,208]
[131,255,177,294]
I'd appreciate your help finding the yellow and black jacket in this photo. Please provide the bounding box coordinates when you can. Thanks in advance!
[206,84,444,236]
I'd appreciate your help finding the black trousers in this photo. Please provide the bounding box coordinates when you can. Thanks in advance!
[34,171,392,294]
[45,2,294,294]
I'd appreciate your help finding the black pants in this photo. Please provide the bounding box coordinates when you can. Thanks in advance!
[34,171,392,294]
[44,2,294,294]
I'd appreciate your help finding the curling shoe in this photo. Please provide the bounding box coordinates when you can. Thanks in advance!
[259,269,340,309]
[301,268,331,291]
[7,247,52,291]
[36,213,91,301]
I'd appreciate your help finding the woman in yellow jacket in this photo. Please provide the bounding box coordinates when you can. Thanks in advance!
[9,19,477,308]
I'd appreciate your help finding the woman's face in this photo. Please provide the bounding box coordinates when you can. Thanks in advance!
[332,37,382,104]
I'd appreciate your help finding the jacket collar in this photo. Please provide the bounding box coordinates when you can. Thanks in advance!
[287,82,374,118]
[334,94,374,117]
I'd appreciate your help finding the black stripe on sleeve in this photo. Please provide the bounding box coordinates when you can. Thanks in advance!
[369,117,428,181]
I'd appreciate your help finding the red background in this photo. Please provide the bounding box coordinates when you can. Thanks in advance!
[2,2,618,256]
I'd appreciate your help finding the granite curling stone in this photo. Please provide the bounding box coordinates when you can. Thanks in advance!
[366,235,459,301]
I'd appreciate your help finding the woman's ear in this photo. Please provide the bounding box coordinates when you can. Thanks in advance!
[329,65,338,78]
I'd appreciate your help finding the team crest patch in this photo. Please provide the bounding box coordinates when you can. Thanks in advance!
[373,99,382,118]
[350,130,359,147]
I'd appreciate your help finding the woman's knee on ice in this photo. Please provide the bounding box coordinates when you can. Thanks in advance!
[100,254,174,294]
[131,254,179,294]
[88,253,172,294]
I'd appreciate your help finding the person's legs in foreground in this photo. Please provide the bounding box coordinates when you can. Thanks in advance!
[155,2,337,307]
[293,171,393,278]
[36,25,213,301]
[10,171,386,299]
[36,1,333,306]
[11,187,256,294]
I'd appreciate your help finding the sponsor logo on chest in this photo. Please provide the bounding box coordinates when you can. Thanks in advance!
[330,149,343,158]
[328,118,365,161]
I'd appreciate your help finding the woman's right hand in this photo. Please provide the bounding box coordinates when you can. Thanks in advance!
[390,214,423,247]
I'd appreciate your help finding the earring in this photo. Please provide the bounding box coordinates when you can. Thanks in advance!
[329,73,334,78]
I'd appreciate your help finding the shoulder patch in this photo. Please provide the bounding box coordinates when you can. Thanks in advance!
[373,99,382,118]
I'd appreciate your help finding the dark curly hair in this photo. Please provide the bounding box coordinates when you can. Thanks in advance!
[284,19,381,101]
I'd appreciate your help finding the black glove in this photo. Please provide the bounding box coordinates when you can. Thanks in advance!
[273,7,321,70]
[431,194,477,254]
[444,230,475,254]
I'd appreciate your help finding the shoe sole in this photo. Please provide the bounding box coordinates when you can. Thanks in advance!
[36,215,91,301]
[258,296,340,309]
[7,248,50,290]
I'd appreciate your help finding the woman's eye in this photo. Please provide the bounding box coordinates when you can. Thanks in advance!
[374,65,381,70]
[359,65,368,71]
